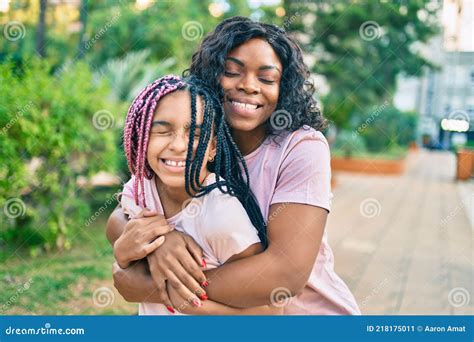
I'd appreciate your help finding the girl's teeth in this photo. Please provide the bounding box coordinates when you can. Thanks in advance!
[231,101,258,110]
[164,160,185,167]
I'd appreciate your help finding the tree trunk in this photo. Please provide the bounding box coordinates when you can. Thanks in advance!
[36,0,47,58]
[77,0,88,59]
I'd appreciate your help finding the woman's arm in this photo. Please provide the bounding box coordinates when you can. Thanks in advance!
[202,202,327,308]
[167,242,283,315]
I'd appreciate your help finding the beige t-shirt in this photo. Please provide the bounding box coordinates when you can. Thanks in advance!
[121,173,261,315]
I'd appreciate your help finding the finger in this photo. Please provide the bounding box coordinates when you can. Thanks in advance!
[183,235,204,267]
[179,254,207,290]
[147,223,174,240]
[148,265,174,310]
[166,271,202,309]
[174,261,207,299]
[143,236,165,255]
[135,208,158,218]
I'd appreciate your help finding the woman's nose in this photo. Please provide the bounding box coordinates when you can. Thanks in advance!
[238,74,260,95]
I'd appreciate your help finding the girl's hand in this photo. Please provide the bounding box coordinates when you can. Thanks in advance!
[147,230,207,308]
[113,209,174,268]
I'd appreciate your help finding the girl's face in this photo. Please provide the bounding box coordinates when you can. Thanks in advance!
[220,38,282,133]
[147,90,216,190]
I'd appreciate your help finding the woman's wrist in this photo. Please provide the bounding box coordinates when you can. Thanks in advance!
[113,237,131,269]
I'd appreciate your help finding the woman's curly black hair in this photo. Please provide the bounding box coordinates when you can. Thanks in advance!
[184,16,327,134]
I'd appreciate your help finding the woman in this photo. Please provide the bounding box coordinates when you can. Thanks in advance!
[107,16,360,315]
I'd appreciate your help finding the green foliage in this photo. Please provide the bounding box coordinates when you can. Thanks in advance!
[287,0,440,129]
[0,59,120,252]
[332,129,367,158]
[98,49,175,102]
[354,106,418,152]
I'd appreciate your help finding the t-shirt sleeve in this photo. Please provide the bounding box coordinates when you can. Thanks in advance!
[270,132,332,212]
[203,192,261,264]
[120,177,144,219]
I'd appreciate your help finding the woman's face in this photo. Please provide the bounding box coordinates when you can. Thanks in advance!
[220,38,282,133]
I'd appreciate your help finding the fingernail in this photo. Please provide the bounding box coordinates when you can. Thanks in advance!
[192,299,202,307]
[199,294,208,301]
[166,306,175,314]
[202,281,209,287]
[202,259,207,268]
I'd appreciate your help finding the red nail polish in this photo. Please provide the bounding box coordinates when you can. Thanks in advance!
[202,259,207,268]
[192,299,202,307]
[199,294,208,301]
[202,281,209,287]
[166,306,175,314]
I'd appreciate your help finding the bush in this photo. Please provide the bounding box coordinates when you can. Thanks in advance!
[0,59,121,253]
[352,106,418,153]
[332,130,367,158]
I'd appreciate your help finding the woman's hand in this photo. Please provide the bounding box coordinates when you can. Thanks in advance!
[113,209,174,268]
[147,230,208,308]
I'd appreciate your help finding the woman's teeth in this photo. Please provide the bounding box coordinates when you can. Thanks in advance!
[230,100,259,110]
[163,159,185,167]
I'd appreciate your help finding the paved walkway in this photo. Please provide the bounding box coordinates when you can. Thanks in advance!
[327,149,473,315]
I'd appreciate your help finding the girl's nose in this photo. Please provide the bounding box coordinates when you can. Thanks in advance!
[169,131,188,153]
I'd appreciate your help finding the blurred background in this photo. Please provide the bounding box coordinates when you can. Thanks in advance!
[0,0,472,315]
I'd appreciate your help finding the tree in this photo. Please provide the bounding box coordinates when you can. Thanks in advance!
[287,0,440,129]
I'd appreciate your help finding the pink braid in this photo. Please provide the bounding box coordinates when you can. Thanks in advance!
[123,75,186,207]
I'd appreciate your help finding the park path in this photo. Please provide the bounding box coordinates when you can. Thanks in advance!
[327,149,473,315]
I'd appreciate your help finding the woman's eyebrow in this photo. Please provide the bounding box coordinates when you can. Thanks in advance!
[225,57,281,74]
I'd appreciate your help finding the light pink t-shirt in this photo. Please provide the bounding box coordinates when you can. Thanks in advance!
[121,173,261,315]
[244,126,360,315]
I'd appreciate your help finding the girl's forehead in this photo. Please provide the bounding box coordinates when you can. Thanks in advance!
[152,90,204,124]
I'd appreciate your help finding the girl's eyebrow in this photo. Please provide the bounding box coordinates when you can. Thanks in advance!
[152,120,171,127]
[184,122,202,130]
[225,57,281,74]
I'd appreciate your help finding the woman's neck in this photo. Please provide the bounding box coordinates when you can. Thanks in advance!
[232,125,267,156]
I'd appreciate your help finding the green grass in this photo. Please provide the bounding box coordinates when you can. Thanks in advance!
[0,212,137,315]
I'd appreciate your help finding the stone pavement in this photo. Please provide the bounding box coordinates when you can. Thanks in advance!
[327,149,473,315]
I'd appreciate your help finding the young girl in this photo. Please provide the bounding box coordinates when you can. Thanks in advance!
[114,75,282,315]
